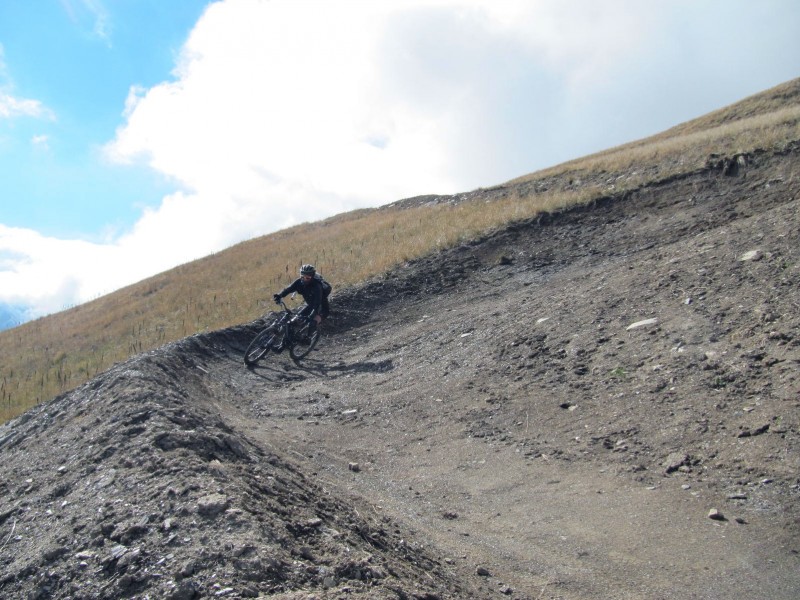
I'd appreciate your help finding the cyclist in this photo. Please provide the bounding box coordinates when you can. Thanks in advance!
[273,264,330,335]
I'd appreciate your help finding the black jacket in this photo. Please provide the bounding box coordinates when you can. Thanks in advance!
[278,277,323,317]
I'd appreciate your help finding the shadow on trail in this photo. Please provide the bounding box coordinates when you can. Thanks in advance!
[291,357,395,378]
[244,359,306,382]
[242,354,395,380]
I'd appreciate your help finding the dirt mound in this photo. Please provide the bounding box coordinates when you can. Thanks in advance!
[0,333,474,599]
[1,144,798,599]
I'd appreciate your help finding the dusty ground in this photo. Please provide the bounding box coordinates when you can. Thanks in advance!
[0,144,798,599]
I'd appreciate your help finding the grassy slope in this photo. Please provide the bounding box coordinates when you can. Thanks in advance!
[2,78,799,422]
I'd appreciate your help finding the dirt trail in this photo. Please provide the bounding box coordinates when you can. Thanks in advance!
[0,145,798,599]
[213,144,800,598]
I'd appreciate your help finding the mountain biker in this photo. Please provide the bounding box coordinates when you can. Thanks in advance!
[273,264,330,334]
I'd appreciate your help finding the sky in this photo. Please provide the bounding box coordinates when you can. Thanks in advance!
[1,0,798,327]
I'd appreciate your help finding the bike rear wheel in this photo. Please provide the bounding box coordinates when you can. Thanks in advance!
[289,323,320,362]
[244,328,279,366]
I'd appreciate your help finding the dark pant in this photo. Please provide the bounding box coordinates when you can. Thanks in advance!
[301,299,327,338]
[300,297,329,321]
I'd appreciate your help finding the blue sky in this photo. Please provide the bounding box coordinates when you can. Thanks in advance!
[0,0,207,239]
[1,1,798,327]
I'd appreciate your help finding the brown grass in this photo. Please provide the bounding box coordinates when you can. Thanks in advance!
[1,78,798,423]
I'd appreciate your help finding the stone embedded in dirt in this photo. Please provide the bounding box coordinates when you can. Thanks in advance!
[102,544,129,569]
[42,545,69,563]
[737,424,770,438]
[626,317,659,331]
[197,493,230,516]
[348,462,361,472]
[180,559,198,577]
[476,566,492,577]
[117,547,141,569]
[708,508,727,521]
[168,580,200,600]
[739,249,764,261]
[111,519,150,543]
[663,452,689,474]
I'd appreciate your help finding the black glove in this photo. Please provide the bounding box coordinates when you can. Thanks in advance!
[273,294,281,304]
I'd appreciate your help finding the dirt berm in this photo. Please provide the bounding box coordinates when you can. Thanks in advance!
[1,144,798,599]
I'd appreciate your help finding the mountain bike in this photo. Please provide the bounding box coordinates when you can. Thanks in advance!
[244,300,320,366]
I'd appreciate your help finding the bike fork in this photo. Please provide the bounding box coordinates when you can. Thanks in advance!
[274,330,290,353]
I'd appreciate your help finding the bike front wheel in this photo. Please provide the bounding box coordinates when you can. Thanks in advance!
[244,328,279,366]
[289,324,320,362]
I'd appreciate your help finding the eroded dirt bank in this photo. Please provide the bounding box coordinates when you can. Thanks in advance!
[1,145,798,599]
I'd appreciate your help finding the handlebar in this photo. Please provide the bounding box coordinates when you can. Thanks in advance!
[274,299,314,323]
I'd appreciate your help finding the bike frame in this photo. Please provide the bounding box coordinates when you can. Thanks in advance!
[275,300,313,344]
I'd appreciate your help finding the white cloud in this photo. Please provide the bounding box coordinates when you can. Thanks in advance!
[4,0,800,321]
[0,225,107,315]
[107,1,454,202]
[0,91,55,120]
[103,0,659,253]
[31,134,50,149]
[1,44,56,121]
[0,219,211,318]
[59,0,112,44]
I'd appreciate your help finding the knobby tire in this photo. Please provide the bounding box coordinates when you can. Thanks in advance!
[244,328,277,366]
[289,323,320,362]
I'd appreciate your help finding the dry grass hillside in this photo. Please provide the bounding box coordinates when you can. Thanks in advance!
[2,78,799,423]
